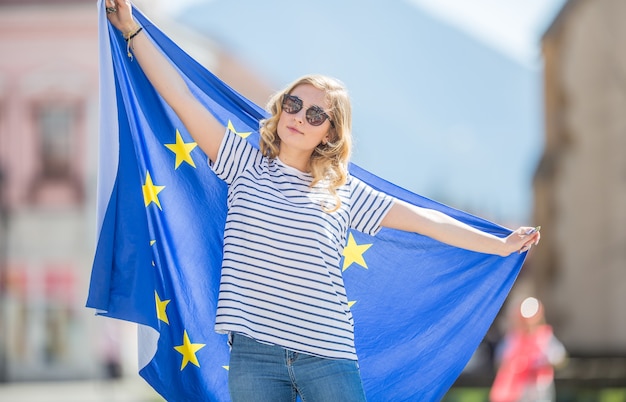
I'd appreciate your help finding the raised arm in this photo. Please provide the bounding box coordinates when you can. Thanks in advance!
[106,0,224,162]
[381,199,540,257]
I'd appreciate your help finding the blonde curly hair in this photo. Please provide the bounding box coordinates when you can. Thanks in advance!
[259,74,352,212]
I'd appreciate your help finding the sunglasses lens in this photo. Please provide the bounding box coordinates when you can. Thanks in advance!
[282,95,302,114]
[306,108,327,126]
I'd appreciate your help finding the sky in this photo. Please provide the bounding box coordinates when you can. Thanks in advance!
[160,0,567,67]
[407,0,568,67]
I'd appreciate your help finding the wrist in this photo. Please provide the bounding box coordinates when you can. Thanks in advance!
[122,23,143,61]
[122,22,141,38]
[498,238,512,257]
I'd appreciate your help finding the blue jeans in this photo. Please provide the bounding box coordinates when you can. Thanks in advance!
[228,334,367,402]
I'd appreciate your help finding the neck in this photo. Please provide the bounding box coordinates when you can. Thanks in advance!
[278,149,311,173]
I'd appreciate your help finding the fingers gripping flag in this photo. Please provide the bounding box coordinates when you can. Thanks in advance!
[87,2,527,401]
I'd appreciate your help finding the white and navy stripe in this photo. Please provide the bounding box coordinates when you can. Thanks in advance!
[211,129,394,360]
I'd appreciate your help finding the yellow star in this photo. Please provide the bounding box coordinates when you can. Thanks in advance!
[342,233,373,271]
[223,366,229,370]
[142,171,165,210]
[228,120,252,139]
[165,129,197,169]
[348,300,357,308]
[174,330,206,370]
[155,291,170,325]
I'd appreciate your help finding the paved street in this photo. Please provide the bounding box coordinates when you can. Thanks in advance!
[0,377,163,402]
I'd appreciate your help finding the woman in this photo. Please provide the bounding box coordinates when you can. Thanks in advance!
[106,1,541,400]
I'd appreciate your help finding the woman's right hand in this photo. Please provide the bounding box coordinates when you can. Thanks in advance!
[105,0,138,35]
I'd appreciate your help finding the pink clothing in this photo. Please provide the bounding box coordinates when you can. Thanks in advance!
[490,325,557,402]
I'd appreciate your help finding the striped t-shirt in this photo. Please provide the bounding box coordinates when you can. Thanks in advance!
[211,129,394,361]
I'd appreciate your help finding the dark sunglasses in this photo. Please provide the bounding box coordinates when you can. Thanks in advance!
[282,94,334,127]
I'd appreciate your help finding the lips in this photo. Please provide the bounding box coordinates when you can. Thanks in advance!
[286,125,303,134]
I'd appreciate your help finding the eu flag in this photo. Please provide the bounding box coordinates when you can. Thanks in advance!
[87,2,527,401]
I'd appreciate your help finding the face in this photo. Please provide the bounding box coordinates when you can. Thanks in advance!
[276,84,333,155]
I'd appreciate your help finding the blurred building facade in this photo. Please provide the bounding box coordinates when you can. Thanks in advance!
[0,0,272,382]
[0,0,102,381]
[533,0,626,378]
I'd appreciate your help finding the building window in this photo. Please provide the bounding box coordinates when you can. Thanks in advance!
[37,104,74,179]
[28,102,84,205]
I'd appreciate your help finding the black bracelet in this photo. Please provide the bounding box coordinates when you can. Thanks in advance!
[126,26,143,41]
[125,26,143,61]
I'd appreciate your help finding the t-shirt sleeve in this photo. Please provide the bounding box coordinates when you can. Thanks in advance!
[211,128,261,185]
[349,176,395,236]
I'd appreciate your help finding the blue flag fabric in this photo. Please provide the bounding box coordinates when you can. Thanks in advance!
[87,3,526,401]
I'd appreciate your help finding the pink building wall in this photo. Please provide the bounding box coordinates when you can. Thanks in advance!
[0,1,98,208]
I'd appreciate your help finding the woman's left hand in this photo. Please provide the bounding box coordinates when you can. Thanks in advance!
[506,226,541,255]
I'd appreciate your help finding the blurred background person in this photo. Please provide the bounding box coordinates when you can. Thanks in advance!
[490,297,567,402]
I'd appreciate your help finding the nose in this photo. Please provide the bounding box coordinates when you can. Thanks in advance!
[292,109,305,124]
